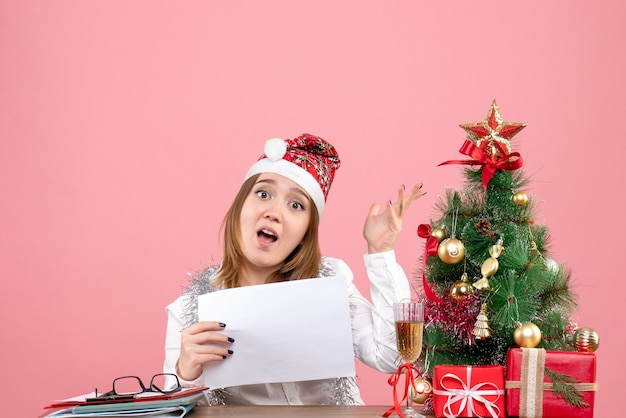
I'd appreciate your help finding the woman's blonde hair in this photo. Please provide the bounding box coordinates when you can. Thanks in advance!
[214,174,322,288]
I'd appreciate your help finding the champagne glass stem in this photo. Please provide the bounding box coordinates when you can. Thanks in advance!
[406,364,412,410]
[404,363,417,417]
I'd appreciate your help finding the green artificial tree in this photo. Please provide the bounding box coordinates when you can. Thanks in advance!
[416,100,581,379]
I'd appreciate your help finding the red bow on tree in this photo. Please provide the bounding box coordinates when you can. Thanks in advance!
[438,140,523,190]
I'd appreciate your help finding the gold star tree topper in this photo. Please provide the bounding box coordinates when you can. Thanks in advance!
[460,100,527,158]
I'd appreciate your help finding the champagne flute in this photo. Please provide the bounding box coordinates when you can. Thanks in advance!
[393,302,425,418]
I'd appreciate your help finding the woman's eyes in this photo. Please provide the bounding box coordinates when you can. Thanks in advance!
[289,201,305,211]
[256,190,271,199]
[254,190,305,211]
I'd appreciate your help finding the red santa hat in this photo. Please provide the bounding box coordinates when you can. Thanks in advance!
[244,133,341,219]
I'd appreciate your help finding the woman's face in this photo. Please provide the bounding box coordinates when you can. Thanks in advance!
[239,172,312,277]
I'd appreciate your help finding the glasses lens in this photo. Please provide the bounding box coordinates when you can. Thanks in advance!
[151,373,181,394]
[113,376,145,395]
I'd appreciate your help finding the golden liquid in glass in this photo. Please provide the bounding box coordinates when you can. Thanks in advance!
[395,321,424,363]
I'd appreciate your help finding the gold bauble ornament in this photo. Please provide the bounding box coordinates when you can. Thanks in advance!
[431,227,446,243]
[574,327,600,353]
[514,322,542,348]
[437,237,465,264]
[409,377,433,404]
[450,274,474,300]
[513,191,529,206]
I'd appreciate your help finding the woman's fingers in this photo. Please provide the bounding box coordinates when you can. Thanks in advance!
[395,182,426,216]
[183,321,232,343]
[181,321,234,358]
[177,321,235,380]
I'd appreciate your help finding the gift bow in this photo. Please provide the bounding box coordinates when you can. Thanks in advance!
[433,366,504,418]
[438,140,523,191]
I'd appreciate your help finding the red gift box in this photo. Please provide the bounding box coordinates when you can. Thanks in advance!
[433,365,505,418]
[505,348,597,418]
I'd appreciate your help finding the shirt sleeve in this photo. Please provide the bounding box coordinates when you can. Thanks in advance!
[336,250,411,373]
[163,296,205,388]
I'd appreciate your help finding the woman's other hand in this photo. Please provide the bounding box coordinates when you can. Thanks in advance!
[176,321,234,381]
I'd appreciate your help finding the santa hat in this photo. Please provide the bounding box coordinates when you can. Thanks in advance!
[244,133,341,219]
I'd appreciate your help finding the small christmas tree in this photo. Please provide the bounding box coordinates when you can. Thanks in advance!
[416,100,581,376]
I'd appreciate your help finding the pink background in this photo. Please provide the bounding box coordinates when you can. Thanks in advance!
[1,2,624,417]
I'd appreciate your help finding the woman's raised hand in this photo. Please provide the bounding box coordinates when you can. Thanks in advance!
[363,182,426,254]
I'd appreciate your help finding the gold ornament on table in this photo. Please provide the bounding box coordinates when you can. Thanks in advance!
[512,191,528,206]
[438,209,465,264]
[431,227,446,243]
[574,327,600,353]
[409,377,433,404]
[473,303,491,340]
[514,322,542,348]
[473,239,504,290]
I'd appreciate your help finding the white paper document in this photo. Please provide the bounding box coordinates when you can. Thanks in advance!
[197,275,355,389]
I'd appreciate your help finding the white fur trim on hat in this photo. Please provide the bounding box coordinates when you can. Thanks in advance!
[244,158,326,219]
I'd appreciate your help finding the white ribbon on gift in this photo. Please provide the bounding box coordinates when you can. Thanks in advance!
[433,366,504,418]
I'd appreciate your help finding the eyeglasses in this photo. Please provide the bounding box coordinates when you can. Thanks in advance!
[98,373,181,398]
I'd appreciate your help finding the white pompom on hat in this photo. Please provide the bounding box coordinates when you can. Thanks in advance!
[244,133,341,219]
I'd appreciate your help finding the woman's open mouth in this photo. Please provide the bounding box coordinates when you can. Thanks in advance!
[258,229,278,243]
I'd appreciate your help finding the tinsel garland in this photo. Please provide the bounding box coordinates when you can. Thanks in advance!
[425,292,482,345]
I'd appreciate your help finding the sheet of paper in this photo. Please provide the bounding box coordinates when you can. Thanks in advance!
[197,275,355,389]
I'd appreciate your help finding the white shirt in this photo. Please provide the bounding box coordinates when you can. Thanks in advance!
[163,250,411,405]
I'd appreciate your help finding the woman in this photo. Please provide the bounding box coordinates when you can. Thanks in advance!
[163,133,426,405]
